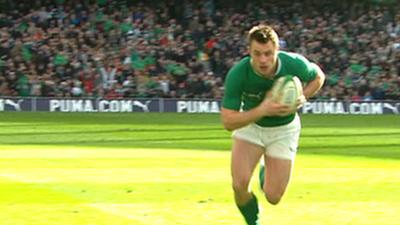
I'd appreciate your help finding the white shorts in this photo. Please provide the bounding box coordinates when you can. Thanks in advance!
[232,114,301,160]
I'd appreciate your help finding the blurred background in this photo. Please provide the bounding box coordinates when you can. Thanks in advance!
[0,0,399,101]
[0,1,400,225]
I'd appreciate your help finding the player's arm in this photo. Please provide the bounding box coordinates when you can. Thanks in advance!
[221,95,291,131]
[292,54,326,108]
[221,107,264,131]
[303,63,325,100]
[220,65,258,131]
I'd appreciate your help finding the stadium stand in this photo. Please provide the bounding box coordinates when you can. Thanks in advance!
[0,0,399,100]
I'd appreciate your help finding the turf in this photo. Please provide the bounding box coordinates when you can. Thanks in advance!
[0,112,399,225]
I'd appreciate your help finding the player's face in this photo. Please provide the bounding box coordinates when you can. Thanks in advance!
[249,40,278,77]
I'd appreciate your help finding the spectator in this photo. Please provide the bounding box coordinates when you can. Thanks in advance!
[0,0,398,101]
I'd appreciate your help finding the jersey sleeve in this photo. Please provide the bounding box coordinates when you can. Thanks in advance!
[222,65,243,111]
[291,54,318,82]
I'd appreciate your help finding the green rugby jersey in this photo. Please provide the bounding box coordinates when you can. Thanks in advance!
[222,51,318,127]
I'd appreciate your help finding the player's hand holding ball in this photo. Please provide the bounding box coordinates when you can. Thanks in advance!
[261,75,304,116]
[259,93,292,116]
[296,94,307,109]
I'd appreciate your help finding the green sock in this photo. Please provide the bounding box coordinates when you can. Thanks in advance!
[237,193,260,225]
[259,164,265,190]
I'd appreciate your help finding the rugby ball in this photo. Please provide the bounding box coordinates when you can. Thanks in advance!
[271,75,303,110]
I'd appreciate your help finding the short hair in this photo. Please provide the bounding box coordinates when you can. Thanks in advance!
[248,25,279,48]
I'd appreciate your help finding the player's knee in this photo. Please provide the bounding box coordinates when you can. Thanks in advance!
[266,195,281,205]
[232,178,250,194]
[264,191,283,205]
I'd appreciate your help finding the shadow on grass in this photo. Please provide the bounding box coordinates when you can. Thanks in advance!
[0,127,222,136]
[1,128,399,138]
[2,137,400,159]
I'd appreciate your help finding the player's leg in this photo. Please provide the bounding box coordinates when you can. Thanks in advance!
[262,155,293,205]
[260,115,300,205]
[231,138,264,204]
[231,138,264,225]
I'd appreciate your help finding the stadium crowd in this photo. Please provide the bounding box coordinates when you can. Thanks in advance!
[0,0,399,101]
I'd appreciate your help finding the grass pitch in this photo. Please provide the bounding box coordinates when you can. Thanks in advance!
[0,112,399,225]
